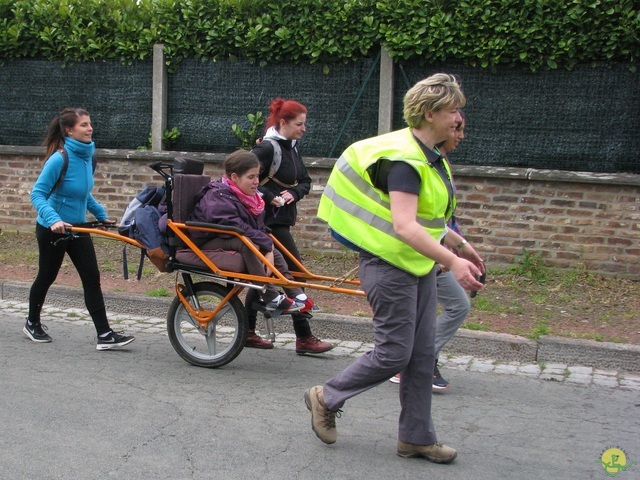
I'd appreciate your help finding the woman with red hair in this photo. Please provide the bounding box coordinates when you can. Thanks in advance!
[245,98,333,354]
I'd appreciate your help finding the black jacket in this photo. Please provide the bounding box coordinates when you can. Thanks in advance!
[252,138,312,227]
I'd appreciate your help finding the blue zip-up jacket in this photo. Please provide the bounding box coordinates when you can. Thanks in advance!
[30,137,107,228]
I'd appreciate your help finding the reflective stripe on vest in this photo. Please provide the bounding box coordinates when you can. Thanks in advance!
[331,157,445,231]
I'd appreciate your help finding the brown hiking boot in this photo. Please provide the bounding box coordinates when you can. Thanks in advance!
[304,385,340,444]
[397,440,457,464]
[296,335,333,354]
[245,330,273,349]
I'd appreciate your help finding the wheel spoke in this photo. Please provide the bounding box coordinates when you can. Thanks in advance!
[182,312,199,329]
[205,322,218,355]
[167,282,247,368]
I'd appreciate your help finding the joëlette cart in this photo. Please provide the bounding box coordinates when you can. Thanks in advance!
[71,158,364,368]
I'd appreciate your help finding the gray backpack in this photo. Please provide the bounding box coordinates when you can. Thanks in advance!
[258,138,299,188]
[259,138,283,186]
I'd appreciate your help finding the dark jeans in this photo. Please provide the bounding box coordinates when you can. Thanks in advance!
[198,236,303,302]
[268,225,302,274]
[28,223,111,334]
[246,224,312,338]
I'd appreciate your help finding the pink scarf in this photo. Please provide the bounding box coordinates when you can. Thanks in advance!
[222,176,265,217]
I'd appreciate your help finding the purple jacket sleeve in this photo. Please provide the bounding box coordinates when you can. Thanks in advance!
[190,188,273,253]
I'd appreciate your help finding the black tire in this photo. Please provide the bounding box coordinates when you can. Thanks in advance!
[167,282,248,368]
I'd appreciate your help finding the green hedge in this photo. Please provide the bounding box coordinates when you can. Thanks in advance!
[380,0,639,71]
[0,0,154,63]
[0,0,637,71]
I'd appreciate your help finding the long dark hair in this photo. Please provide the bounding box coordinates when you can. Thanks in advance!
[43,108,89,158]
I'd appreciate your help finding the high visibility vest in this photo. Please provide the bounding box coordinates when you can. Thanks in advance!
[318,128,455,276]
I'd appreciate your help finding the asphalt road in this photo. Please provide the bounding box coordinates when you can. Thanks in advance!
[1,311,638,480]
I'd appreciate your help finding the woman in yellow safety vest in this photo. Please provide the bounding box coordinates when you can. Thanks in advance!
[303,73,484,464]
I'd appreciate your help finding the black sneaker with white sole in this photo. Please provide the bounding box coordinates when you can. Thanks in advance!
[433,361,450,391]
[96,331,135,350]
[23,320,52,343]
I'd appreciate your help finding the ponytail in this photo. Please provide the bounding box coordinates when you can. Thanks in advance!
[43,108,89,158]
[265,98,307,132]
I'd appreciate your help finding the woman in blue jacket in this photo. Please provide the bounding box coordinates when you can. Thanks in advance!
[25,108,135,350]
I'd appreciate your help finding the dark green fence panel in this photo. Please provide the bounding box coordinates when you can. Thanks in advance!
[393,62,639,173]
[166,57,380,157]
[0,59,153,149]
[0,58,637,173]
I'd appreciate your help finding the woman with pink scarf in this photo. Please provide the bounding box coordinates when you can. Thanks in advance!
[188,151,332,354]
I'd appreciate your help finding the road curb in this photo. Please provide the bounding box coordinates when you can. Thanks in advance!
[2,279,638,373]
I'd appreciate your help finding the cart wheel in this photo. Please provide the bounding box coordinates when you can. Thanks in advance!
[167,282,248,368]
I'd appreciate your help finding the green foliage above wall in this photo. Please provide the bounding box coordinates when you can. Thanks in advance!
[379,0,640,71]
[0,0,637,71]
[0,0,154,63]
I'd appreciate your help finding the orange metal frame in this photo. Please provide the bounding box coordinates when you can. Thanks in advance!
[72,222,364,327]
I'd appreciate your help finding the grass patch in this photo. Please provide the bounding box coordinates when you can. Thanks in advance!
[486,266,512,276]
[462,321,490,332]
[598,314,615,324]
[511,303,524,315]
[472,296,508,313]
[530,293,548,304]
[527,320,550,340]
[578,333,604,342]
[565,332,628,343]
[512,248,550,284]
[559,265,598,287]
[146,287,169,297]
[506,326,527,336]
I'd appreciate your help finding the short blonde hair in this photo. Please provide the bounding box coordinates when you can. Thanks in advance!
[403,73,466,128]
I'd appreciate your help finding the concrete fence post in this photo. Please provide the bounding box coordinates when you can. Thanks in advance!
[377,47,394,135]
[152,44,168,152]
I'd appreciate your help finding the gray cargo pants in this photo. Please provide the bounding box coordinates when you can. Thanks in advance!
[435,270,471,357]
[323,251,438,446]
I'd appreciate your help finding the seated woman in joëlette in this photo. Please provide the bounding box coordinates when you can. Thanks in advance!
[188,149,312,317]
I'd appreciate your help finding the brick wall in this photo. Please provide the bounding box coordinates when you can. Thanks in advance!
[1,147,638,279]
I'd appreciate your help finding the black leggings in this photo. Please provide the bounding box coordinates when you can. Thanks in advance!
[28,223,111,335]
[246,224,312,338]
[268,225,302,273]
